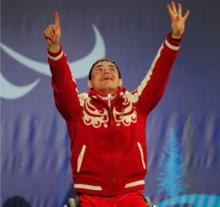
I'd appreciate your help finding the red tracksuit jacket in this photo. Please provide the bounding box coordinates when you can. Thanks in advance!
[48,33,181,197]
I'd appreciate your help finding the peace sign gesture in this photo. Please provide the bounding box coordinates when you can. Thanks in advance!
[44,12,61,52]
[167,1,190,39]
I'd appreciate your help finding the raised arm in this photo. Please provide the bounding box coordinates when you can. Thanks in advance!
[44,12,82,121]
[134,2,190,113]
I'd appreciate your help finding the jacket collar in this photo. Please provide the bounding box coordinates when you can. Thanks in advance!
[88,87,126,107]
[88,87,126,98]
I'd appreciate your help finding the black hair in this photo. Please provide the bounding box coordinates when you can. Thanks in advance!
[88,58,121,80]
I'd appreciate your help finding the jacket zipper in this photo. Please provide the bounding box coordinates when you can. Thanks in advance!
[107,94,113,125]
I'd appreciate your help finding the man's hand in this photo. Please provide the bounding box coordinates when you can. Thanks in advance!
[44,12,61,52]
[167,1,190,39]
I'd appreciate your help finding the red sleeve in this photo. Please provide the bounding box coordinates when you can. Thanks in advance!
[48,47,82,121]
[135,33,181,114]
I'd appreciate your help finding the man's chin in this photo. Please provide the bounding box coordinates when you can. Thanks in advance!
[97,87,117,94]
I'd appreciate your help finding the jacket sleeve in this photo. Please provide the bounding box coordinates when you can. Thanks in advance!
[48,47,82,121]
[134,33,181,114]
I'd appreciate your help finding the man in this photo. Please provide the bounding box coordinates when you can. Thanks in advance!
[44,1,190,206]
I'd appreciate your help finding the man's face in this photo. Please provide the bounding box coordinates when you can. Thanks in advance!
[88,61,122,93]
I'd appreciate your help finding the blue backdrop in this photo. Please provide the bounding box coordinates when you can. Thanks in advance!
[1,0,220,206]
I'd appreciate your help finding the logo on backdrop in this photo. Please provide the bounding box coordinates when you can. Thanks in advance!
[0,25,106,100]
[156,128,220,207]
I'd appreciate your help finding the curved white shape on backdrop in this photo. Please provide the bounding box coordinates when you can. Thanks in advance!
[0,73,40,99]
[0,24,106,99]
[0,24,106,78]
[69,25,106,78]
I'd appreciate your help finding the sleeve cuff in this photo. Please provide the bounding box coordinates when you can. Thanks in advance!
[164,33,182,51]
[48,46,64,61]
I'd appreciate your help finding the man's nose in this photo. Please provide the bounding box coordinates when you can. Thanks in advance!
[103,68,110,74]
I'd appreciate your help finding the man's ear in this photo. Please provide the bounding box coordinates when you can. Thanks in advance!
[87,80,93,89]
[119,79,123,87]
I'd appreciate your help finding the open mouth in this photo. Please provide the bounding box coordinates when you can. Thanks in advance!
[103,76,113,81]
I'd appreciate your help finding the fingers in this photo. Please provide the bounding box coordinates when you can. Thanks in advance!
[167,1,190,21]
[183,9,190,21]
[167,4,174,18]
[44,25,55,40]
[44,12,61,50]
[167,1,182,15]
[171,1,177,14]
[167,1,178,19]
[177,3,182,16]
[54,11,60,29]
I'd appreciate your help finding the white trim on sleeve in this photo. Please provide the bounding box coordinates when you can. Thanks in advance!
[165,39,180,51]
[48,50,64,61]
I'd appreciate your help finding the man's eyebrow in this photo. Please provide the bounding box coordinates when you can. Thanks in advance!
[94,64,103,69]
[108,64,116,68]
[94,63,116,69]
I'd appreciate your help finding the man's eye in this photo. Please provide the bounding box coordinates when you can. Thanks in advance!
[96,68,102,72]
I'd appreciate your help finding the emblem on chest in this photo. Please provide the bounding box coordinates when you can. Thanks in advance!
[81,95,138,128]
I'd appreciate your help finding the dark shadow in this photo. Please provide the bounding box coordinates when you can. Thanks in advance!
[2,196,31,207]
[62,182,78,206]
